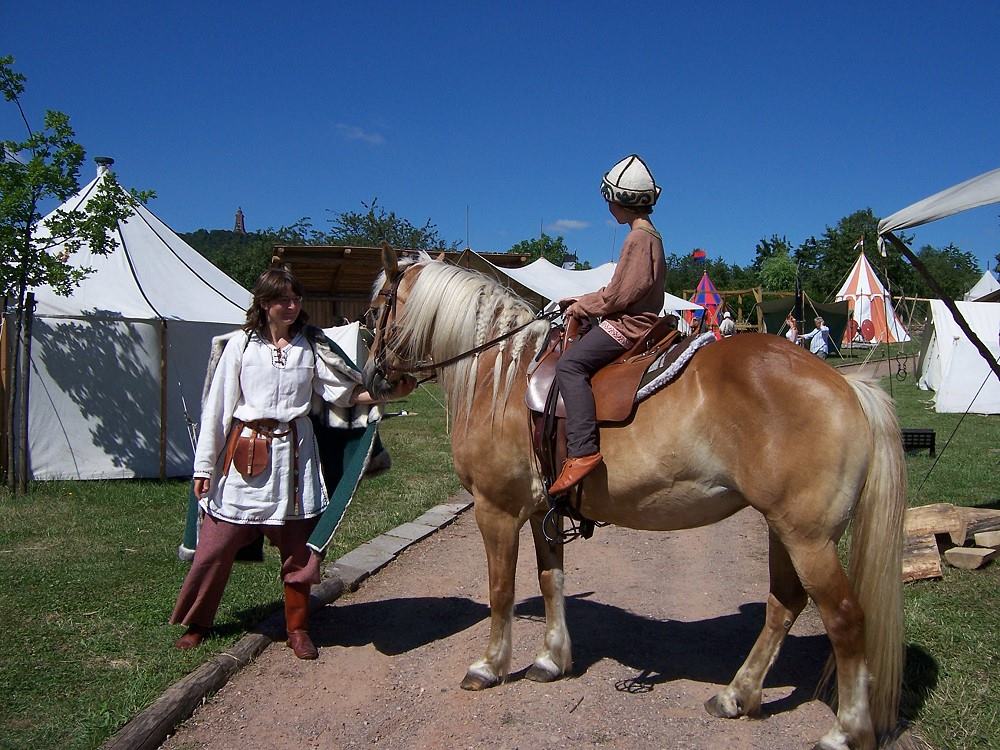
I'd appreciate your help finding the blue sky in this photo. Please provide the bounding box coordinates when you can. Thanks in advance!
[4,1,998,271]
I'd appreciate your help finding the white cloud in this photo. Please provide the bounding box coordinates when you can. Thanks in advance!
[335,123,386,145]
[546,219,589,233]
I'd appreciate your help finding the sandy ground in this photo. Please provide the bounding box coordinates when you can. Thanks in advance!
[162,507,840,750]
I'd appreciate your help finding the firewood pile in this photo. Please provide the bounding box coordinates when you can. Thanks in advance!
[902,503,1000,583]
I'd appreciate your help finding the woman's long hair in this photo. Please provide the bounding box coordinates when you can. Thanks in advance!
[243,266,309,340]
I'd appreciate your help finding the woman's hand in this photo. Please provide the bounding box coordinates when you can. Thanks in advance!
[563,302,585,319]
[352,374,417,405]
[193,477,210,498]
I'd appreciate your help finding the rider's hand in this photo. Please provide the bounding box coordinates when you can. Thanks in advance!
[563,302,585,319]
[558,298,577,312]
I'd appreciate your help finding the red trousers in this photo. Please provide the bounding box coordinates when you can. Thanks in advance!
[170,513,319,628]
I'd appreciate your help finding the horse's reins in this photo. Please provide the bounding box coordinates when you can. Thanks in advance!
[369,264,560,385]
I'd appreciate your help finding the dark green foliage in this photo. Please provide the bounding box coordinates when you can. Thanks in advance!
[913,243,982,300]
[507,232,580,267]
[758,250,797,291]
[179,221,319,291]
[326,198,460,251]
[181,201,461,290]
[793,209,919,301]
[0,55,153,299]
[750,233,794,272]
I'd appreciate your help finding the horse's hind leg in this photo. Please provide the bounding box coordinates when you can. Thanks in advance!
[706,527,808,719]
[461,498,521,691]
[524,512,572,682]
[788,541,875,750]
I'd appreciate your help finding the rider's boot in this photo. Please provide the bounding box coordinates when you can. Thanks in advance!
[549,452,603,495]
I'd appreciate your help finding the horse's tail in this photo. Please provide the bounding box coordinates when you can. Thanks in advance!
[843,373,906,736]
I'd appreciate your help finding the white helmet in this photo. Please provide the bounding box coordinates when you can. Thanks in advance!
[723,311,732,319]
[601,154,661,207]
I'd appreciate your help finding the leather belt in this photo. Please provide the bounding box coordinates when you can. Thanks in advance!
[221,418,301,513]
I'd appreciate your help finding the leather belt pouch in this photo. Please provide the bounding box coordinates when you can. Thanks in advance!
[233,433,270,478]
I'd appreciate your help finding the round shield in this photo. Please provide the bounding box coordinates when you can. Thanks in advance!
[860,319,876,342]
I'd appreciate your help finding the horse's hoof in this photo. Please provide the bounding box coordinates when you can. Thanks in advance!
[704,693,742,719]
[525,661,562,683]
[460,670,499,691]
[811,729,856,750]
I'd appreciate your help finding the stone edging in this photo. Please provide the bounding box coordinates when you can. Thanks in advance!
[101,492,474,750]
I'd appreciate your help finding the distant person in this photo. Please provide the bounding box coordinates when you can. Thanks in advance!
[785,314,799,344]
[719,311,736,337]
[800,316,831,359]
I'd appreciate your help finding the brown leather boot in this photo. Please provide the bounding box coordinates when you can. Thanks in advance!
[174,624,210,650]
[284,583,318,660]
[548,452,603,495]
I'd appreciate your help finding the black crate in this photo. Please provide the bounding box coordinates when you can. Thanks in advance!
[901,428,936,457]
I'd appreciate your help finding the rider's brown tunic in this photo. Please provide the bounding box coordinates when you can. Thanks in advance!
[571,227,666,343]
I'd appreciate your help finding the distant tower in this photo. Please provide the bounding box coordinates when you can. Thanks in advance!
[234,207,246,235]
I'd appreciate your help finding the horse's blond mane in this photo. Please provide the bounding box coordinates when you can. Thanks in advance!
[378,260,550,421]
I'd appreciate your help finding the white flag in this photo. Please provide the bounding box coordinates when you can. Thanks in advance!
[853,236,864,252]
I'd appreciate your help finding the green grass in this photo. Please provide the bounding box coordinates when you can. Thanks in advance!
[890,376,999,750]
[0,384,459,750]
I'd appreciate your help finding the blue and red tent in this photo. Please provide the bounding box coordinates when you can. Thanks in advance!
[684,271,723,333]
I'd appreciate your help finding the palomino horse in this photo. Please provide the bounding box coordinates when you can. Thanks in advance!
[364,247,905,750]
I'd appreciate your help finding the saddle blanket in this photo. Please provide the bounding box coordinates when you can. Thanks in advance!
[636,332,716,402]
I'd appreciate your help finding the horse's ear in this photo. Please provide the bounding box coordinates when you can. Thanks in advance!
[434,252,446,262]
[381,241,399,281]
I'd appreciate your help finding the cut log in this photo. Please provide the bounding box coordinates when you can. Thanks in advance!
[901,532,942,583]
[973,530,1000,549]
[943,546,996,570]
[961,507,1000,541]
[904,503,967,545]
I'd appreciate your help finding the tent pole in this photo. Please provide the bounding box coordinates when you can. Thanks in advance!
[0,299,8,483]
[159,320,168,481]
[16,293,35,494]
[884,232,1000,383]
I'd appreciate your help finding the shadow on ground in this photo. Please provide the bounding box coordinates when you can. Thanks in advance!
[233,584,939,724]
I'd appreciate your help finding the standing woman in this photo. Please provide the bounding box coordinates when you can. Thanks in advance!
[549,154,666,495]
[171,267,413,658]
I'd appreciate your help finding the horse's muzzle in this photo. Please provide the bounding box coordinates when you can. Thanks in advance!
[363,360,395,401]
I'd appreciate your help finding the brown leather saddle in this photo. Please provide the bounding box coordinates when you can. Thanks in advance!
[527,315,700,543]
[526,315,683,423]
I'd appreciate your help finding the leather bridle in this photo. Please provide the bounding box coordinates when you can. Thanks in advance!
[366,263,559,386]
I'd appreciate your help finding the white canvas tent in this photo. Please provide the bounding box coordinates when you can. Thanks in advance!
[877,165,1000,411]
[483,257,702,327]
[965,269,999,301]
[917,300,1000,414]
[835,252,910,344]
[22,165,250,479]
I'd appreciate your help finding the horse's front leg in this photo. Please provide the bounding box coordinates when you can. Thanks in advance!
[461,497,522,690]
[525,512,572,682]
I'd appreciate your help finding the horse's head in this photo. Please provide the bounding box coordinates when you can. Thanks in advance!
[363,242,426,399]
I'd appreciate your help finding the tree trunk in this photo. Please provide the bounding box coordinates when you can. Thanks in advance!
[16,292,34,494]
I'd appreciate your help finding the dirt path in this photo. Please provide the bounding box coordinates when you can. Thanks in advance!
[163,507,837,749]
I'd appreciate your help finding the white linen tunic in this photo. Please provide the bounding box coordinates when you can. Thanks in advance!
[193,332,359,525]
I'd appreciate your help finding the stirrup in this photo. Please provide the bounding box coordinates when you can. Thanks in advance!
[542,488,606,545]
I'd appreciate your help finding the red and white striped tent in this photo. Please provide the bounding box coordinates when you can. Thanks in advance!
[835,252,910,344]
